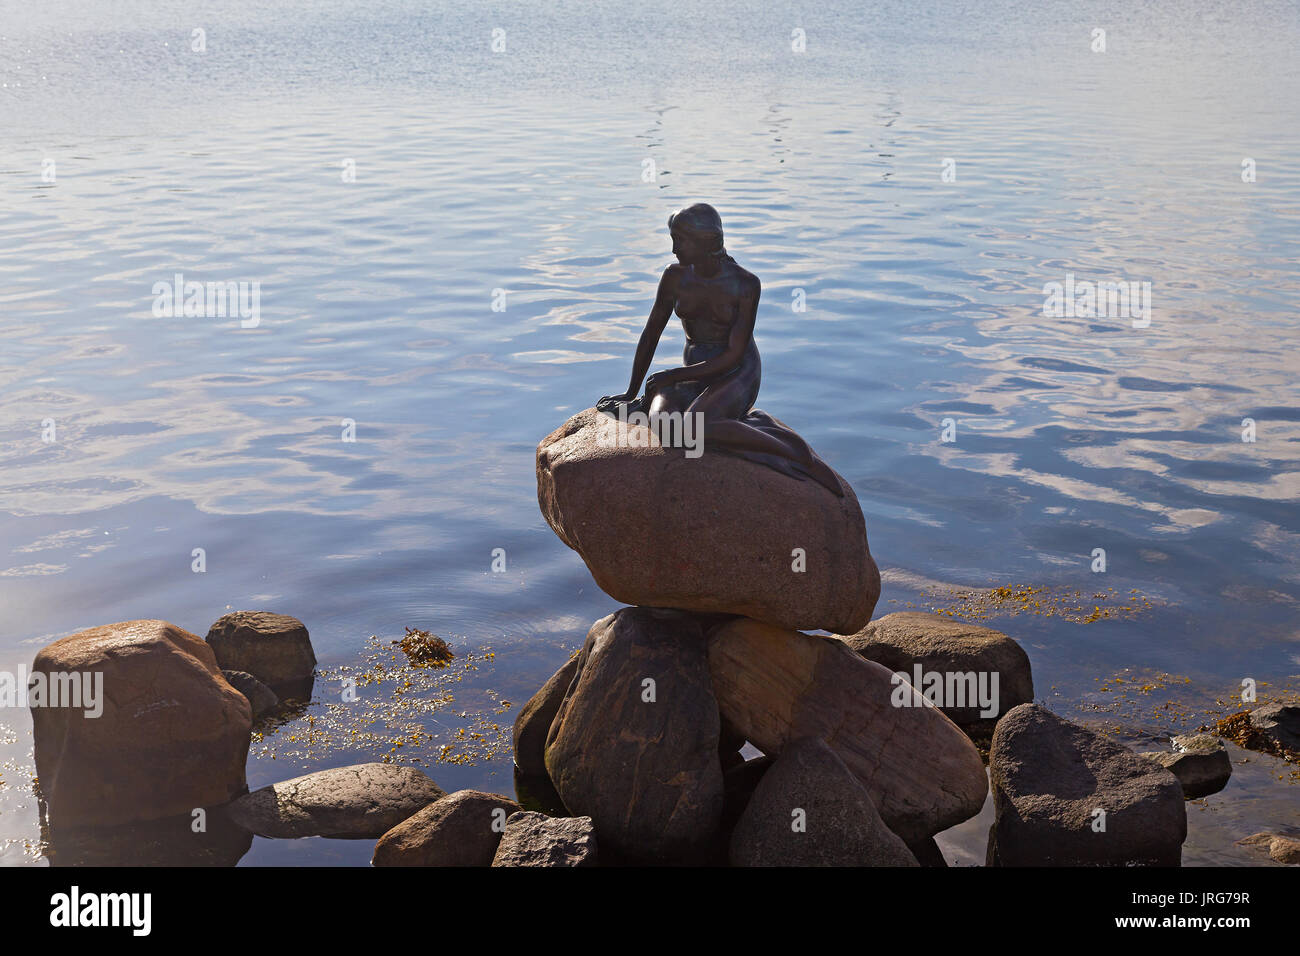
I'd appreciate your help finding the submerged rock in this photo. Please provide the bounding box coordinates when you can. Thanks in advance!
[372,790,521,867]
[226,763,443,839]
[205,610,316,691]
[544,607,724,861]
[1144,734,1231,799]
[536,408,880,633]
[1237,831,1300,865]
[491,812,598,867]
[707,617,987,842]
[730,737,918,867]
[30,619,251,829]
[989,704,1186,866]
[512,653,579,776]
[839,611,1033,728]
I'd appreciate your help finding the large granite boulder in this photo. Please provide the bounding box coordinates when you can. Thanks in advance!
[491,812,598,867]
[29,619,252,829]
[1144,734,1232,799]
[512,653,579,776]
[707,618,987,842]
[544,607,724,860]
[536,408,880,633]
[730,737,919,867]
[839,611,1033,728]
[205,611,315,691]
[372,790,521,866]
[989,704,1186,866]
[226,763,443,839]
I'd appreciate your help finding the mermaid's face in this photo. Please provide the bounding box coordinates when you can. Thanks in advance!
[671,229,711,265]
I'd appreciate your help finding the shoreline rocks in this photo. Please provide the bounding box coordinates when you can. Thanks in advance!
[1248,703,1300,753]
[1144,734,1232,799]
[707,618,988,842]
[206,611,316,693]
[989,704,1186,866]
[491,811,598,867]
[729,737,919,867]
[30,619,252,830]
[839,611,1033,730]
[1237,831,1300,865]
[222,670,280,720]
[226,763,443,839]
[544,608,724,861]
[372,790,521,866]
[512,653,579,777]
[536,408,880,633]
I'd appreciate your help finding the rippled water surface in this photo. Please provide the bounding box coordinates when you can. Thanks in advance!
[1,0,1298,865]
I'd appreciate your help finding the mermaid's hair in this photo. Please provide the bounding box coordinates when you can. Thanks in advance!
[668,203,729,259]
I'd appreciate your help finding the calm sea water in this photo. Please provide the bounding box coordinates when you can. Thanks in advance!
[1,0,1298,866]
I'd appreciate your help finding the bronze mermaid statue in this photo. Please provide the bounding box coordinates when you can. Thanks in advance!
[596,203,843,496]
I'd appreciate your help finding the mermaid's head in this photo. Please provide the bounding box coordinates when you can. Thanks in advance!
[668,203,726,264]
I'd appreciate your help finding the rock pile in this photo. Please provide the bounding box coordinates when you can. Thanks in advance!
[524,410,1000,864]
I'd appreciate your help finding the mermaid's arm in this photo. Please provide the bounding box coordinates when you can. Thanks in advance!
[599,266,678,407]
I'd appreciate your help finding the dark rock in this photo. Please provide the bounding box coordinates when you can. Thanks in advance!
[30,620,251,829]
[1248,703,1300,752]
[838,611,1033,727]
[544,607,724,861]
[221,669,279,719]
[729,737,919,866]
[512,767,567,816]
[907,836,949,868]
[512,653,578,776]
[708,617,988,842]
[989,704,1186,866]
[205,611,315,691]
[226,763,443,839]
[372,790,520,866]
[43,808,253,867]
[1143,734,1231,799]
[490,811,598,867]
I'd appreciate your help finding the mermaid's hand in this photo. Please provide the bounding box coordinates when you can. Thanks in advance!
[597,392,633,411]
